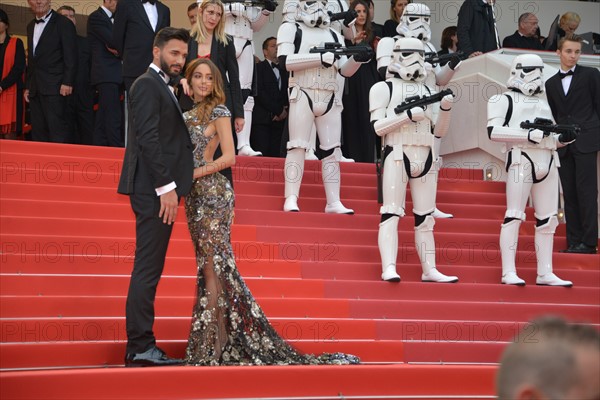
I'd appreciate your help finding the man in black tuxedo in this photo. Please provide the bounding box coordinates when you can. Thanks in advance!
[88,0,124,147]
[113,0,170,91]
[25,0,77,143]
[118,27,193,367]
[457,0,499,58]
[502,12,543,51]
[546,36,600,254]
[57,5,95,145]
[251,37,288,157]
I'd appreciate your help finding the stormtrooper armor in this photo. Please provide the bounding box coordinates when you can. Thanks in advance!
[277,0,367,213]
[224,1,274,156]
[370,38,458,283]
[377,3,460,219]
[282,0,356,160]
[487,54,573,287]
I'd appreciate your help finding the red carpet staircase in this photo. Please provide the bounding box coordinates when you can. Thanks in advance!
[1,140,598,399]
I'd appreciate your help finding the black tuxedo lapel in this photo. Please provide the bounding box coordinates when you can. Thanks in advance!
[134,0,154,32]
[149,68,184,117]
[157,3,168,31]
[34,11,56,58]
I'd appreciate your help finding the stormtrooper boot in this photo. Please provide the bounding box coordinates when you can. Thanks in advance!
[322,149,354,214]
[416,215,458,282]
[499,219,526,285]
[283,147,305,212]
[237,97,262,156]
[379,216,401,282]
[431,150,452,218]
[305,125,318,160]
[305,148,318,160]
[535,217,572,287]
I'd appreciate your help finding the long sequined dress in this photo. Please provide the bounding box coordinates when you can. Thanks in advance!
[183,105,359,366]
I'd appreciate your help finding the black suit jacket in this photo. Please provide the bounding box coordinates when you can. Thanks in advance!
[253,59,288,125]
[118,68,194,196]
[502,31,543,50]
[88,7,122,85]
[113,0,170,81]
[26,10,77,96]
[546,65,600,154]
[457,0,498,56]
[185,36,243,119]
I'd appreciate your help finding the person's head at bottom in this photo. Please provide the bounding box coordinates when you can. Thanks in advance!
[497,316,600,400]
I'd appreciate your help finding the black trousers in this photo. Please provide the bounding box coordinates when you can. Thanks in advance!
[29,94,72,143]
[126,193,175,354]
[94,83,124,147]
[251,120,285,157]
[558,146,598,248]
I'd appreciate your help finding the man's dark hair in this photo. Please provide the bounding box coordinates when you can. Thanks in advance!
[57,5,76,14]
[440,26,457,51]
[188,2,198,12]
[557,34,583,50]
[154,27,191,48]
[262,36,277,50]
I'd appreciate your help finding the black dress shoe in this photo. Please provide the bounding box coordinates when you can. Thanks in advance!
[559,244,577,253]
[125,346,185,367]
[566,243,597,254]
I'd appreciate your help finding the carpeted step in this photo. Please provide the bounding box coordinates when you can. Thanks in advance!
[0,362,496,400]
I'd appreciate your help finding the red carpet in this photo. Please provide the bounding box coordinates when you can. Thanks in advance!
[1,140,598,399]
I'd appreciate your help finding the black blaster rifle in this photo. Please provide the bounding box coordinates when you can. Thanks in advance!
[520,118,580,137]
[424,51,466,66]
[328,9,358,26]
[394,88,453,115]
[309,42,374,60]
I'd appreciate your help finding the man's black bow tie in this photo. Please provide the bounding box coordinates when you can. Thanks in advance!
[35,18,45,24]
[559,70,574,79]
[271,62,279,69]
[142,0,156,5]
[158,70,178,87]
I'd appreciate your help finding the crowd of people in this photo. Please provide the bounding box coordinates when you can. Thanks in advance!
[0,0,597,370]
[1,1,587,162]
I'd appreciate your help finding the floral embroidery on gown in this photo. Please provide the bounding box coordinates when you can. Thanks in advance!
[183,104,359,366]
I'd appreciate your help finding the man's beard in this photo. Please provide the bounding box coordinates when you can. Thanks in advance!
[160,56,181,78]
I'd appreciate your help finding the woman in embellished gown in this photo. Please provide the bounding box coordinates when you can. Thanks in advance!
[182,58,359,366]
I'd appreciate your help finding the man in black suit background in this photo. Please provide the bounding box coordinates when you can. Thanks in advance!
[25,0,77,143]
[251,37,288,157]
[546,36,600,254]
[502,13,543,51]
[88,0,124,147]
[118,27,193,366]
[457,0,500,58]
[113,0,170,91]
[57,5,95,145]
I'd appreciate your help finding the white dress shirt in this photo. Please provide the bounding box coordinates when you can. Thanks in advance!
[33,11,52,55]
[142,1,158,31]
[560,66,576,96]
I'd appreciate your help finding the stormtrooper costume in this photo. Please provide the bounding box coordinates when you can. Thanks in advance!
[224,0,276,156]
[277,0,367,213]
[370,38,458,283]
[377,3,461,218]
[487,54,574,287]
[282,0,356,161]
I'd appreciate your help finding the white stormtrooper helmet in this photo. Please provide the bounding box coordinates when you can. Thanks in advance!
[389,38,426,81]
[396,3,432,42]
[507,54,545,95]
[297,0,331,28]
